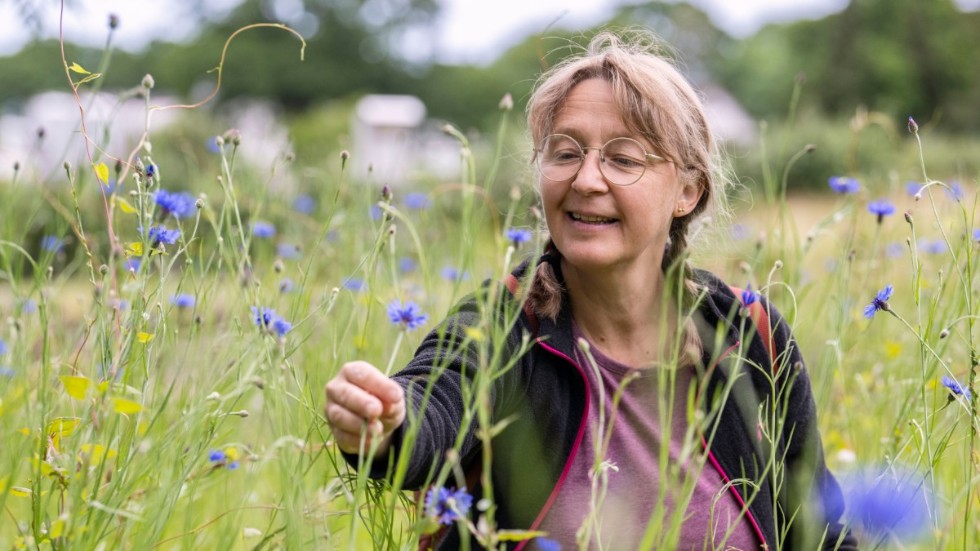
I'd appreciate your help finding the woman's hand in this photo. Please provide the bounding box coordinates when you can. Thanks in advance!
[324,361,406,456]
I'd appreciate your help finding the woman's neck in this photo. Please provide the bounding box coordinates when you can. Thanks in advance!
[562,260,680,368]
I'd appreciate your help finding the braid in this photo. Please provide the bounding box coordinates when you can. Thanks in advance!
[662,216,701,304]
[527,247,564,321]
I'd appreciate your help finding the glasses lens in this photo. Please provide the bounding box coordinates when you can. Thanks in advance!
[600,138,648,186]
[538,135,583,182]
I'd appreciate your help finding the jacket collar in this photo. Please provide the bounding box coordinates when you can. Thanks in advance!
[510,255,748,359]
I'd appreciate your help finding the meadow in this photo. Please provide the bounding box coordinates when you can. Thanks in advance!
[1,27,979,551]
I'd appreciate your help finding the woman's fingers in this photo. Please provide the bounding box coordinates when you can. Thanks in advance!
[341,361,404,408]
[325,376,384,419]
[326,403,386,454]
[324,361,406,456]
[325,402,382,436]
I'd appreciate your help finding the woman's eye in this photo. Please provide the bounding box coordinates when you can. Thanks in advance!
[610,155,643,169]
[551,151,582,163]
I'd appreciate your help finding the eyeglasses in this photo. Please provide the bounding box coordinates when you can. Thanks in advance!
[535,134,666,187]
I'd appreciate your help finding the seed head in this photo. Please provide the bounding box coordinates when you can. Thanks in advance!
[141,74,155,89]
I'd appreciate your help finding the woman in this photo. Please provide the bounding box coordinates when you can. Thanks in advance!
[326,31,856,550]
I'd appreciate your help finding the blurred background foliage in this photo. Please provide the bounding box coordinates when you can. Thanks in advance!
[1,0,979,190]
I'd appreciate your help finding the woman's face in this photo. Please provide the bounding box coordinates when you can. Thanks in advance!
[538,78,701,278]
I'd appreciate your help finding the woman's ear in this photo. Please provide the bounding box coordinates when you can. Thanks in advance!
[675,172,704,215]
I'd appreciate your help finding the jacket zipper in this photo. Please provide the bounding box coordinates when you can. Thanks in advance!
[698,340,769,550]
[513,340,592,551]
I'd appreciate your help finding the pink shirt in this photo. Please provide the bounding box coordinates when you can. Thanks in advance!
[534,324,759,550]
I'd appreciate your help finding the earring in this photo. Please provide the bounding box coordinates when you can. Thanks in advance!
[676,205,685,214]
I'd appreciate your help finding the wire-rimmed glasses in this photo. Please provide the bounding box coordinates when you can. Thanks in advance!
[535,134,666,186]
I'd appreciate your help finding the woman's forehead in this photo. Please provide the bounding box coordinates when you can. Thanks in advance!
[549,79,659,143]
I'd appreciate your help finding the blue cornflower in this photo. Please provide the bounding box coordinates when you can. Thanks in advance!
[535,538,562,551]
[0,338,8,356]
[227,461,240,470]
[424,486,472,526]
[126,258,142,272]
[730,223,749,241]
[279,278,295,293]
[863,284,893,319]
[941,375,972,401]
[293,194,315,214]
[251,221,276,239]
[343,278,365,292]
[154,189,196,219]
[277,243,301,259]
[272,318,292,337]
[839,467,930,540]
[145,164,157,179]
[111,299,129,311]
[440,266,470,282]
[919,239,946,255]
[867,200,895,223]
[170,294,195,308]
[41,235,64,253]
[404,192,430,210]
[828,176,860,194]
[387,300,428,330]
[208,449,226,462]
[741,285,758,306]
[250,306,291,337]
[206,136,222,154]
[905,181,924,196]
[147,226,181,247]
[398,257,416,273]
[369,205,382,221]
[102,178,119,194]
[885,242,905,258]
[973,229,980,242]
[251,306,277,328]
[22,299,37,314]
[505,227,533,247]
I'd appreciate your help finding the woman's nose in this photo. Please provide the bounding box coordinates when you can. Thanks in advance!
[570,149,610,194]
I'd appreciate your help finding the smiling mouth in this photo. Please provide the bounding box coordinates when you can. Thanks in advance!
[569,212,617,224]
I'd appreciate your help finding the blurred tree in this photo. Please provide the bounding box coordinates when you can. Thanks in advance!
[717,0,980,130]
[0,0,439,110]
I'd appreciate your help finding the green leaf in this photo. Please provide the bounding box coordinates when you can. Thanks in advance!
[68,62,90,75]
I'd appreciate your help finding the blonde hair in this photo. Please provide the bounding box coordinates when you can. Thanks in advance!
[525,29,731,320]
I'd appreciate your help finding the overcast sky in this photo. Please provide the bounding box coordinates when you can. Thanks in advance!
[2,0,979,63]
